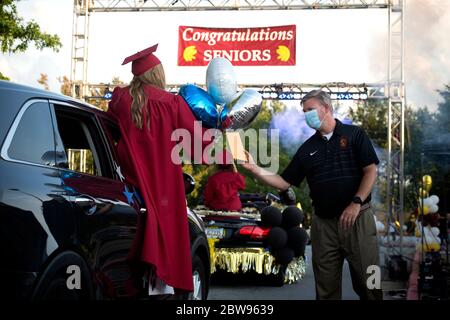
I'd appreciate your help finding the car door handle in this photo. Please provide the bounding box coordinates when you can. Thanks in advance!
[75,195,97,215]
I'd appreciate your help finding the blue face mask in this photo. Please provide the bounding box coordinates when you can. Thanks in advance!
[305,109,324,130]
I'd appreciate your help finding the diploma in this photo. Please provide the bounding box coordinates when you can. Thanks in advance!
[226,131,247,162]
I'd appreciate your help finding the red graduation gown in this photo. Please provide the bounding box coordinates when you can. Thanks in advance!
[204,171,246,211]
[108,85,213,292]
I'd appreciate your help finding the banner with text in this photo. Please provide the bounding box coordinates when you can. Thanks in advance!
[178,25,296,66]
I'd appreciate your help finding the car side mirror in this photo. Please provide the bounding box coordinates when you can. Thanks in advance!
[183,173,195,195]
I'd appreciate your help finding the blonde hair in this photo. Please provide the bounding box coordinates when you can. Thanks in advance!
[129,63,166,129]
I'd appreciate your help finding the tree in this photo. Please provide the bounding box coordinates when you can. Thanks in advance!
[58,75,71,96]
[436,83,450,133]
[0,0,62,54]
[347,99,442,213]
[0,71,9,80]
[37,73,49,90]
[348,100,388,148]
[402,83,450,214]
[404,106,436,179]
[419,84,450,213]
[402,106,434,212]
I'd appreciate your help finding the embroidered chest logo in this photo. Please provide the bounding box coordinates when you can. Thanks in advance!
[339,136,349,149]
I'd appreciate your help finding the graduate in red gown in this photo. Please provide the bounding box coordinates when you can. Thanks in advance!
[107,44,213,293]
[203,150,246,212]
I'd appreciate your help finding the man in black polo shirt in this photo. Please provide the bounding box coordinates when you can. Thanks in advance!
[242,90,382,300]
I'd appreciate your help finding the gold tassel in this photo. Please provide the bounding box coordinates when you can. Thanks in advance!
[285,257,307,284]
[211,247,307,284]
[207,238,220,274]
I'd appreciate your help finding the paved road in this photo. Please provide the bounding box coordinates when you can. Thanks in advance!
[208,245,359,300]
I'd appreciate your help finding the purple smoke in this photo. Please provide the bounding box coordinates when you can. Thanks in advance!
[270,107,315,153]
[270,107,353,154]
[340,117,353,125]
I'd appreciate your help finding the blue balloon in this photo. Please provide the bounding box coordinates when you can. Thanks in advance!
[179,84,220,128]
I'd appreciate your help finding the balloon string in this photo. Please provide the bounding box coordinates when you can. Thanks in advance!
[232,159,238,173]
[217,103,225,129]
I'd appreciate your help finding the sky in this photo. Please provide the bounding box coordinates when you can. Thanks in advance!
[0,0,449,111]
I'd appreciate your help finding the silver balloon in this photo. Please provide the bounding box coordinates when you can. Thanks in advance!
[206,57,238,105]
[221,89,262,130]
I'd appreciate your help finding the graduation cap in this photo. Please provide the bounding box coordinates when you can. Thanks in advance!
[122,44,161,76]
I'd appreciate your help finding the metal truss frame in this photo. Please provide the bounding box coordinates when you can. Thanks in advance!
[86,82,387,100]
[86,0,390,12]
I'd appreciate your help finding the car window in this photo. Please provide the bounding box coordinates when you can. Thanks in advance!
[99,117,124,181]
[53,105,112,178]
[100,118,120,152]
[7,101,56,165]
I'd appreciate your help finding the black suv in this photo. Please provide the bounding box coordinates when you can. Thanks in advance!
[0,80,210,300]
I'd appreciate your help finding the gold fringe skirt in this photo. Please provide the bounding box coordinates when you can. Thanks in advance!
[208,239,307,284]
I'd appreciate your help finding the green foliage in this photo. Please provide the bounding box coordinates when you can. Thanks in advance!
[0,0,62,53]
[183,164,215,206]
[403,84,450,213]
[404,106,436,179]
[436,84,450,133]
[0,70,9,80]
[345,99,445,214]
[348,100,388,148]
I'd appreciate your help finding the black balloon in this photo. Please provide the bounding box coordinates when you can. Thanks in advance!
[287,227,308,257]
[273,247,295,266]
[281,206,304,229]
[266,227,287,249]
[260,206,282,227]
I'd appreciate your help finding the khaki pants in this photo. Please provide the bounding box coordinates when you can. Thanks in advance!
[311,205,383,300]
